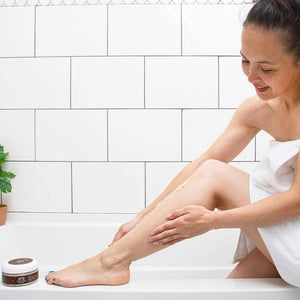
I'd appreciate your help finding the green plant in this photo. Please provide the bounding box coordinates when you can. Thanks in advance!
[0,145,16,205]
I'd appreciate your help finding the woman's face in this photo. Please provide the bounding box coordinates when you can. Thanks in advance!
[241,26,300,102]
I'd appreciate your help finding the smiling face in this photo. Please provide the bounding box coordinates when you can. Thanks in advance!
[241,25,300,102]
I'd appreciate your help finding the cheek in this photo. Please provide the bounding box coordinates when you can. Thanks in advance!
[271,75,289,90]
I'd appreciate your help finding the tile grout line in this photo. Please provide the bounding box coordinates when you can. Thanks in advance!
[180,3,182,56]
[34,109,36,161]
[144,56,146,108]
[217,56,220,109]
[34,5,37,57]
[70,57,72,109]
[0,55,242,59]
[107,109,109,161]
[144,162,146,209]
[0,107,238,111]
[107,4,108,55]
[6,160,257,163]
[181,109,183,161]
[71,162,74,213]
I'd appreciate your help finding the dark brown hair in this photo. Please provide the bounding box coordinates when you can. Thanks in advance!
[244,0,300,63]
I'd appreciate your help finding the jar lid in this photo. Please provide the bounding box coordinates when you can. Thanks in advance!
[2,258,38,274]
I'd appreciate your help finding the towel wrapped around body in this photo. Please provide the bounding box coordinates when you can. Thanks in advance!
[232,138,300,288]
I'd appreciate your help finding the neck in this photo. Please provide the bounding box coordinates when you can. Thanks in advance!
[277,88,300,111]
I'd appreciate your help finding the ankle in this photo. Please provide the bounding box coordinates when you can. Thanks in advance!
[100,249,131,270]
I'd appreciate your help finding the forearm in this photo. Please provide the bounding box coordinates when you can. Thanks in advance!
[214,189,300,229]
[138,154,209,217]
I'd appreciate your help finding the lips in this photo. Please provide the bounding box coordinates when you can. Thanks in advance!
[254,85,269,93]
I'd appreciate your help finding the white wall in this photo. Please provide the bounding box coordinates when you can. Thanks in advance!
[0,2,274,214]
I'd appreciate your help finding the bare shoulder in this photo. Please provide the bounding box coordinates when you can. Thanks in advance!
[234,95,271,130]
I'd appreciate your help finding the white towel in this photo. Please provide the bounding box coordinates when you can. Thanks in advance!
[232,138,300,288]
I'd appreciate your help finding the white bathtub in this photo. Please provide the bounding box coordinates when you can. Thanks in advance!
[0,213,299,300]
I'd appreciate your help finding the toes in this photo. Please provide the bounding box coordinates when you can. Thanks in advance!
[45,271,57,284]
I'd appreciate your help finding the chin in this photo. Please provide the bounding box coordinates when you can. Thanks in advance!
[256,91,275,101]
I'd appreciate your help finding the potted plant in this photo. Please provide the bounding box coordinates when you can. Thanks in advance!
[0,145,16,226]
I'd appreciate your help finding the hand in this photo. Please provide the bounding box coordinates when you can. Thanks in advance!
[108,213,145,247]
[148,205,217,246]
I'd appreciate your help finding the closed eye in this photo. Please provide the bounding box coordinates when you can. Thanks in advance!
[242,60,273,74]
[261,69,273,73]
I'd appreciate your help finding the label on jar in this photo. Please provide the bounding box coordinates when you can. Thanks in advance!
[2,270,39,287]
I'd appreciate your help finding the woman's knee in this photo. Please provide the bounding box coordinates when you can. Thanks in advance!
[192,159,250,211]
[193,159,225,185]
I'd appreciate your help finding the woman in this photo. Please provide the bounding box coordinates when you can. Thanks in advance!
[45,0,300,288]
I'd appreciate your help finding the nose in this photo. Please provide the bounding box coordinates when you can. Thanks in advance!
[247,65,259,84]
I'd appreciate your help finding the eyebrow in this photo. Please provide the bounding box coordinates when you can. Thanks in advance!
[240,51,277,65]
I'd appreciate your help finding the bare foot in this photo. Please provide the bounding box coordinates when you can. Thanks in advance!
[45,254,130,288]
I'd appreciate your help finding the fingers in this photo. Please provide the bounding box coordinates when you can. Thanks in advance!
[149,228,177,243]
[166,207,188,220]
[150,217,182,236]
[109,219,138,247]
[149,231,181,245]
[109,227,126,247]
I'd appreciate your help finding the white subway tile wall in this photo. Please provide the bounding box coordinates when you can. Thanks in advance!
[36,6,107,56]
[0,3,274,214]
[72,162,144,213]
[146,57,218,108]
[108,109,181,161]
[2,162,71,212]
[109,5,181,55]
[182,5,247,55]
[36,110,107,161]
[0,58,70,108]
[72,57,144,108]
[0,7,34,57]
[0,110,35,160]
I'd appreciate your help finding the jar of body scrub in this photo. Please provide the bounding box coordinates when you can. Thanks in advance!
[2,258,39,287]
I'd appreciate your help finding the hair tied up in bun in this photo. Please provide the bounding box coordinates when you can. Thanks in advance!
[244,0,300,63]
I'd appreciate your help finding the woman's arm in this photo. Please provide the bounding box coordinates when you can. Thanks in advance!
[214,189,300,229]
[214,152,300,229]
[140,97,262,218]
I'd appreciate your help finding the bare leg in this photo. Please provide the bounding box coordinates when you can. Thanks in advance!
[45,159,277,287]
[227,247,280,278]
[45,161,218,287]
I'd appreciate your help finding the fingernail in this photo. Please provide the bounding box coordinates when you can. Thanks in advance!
[49,271,55,273]
[150,231,156,236]
[153,241,160,245]
[53,278,56,281]
[149,238,154,242]
[166,213,172,218]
